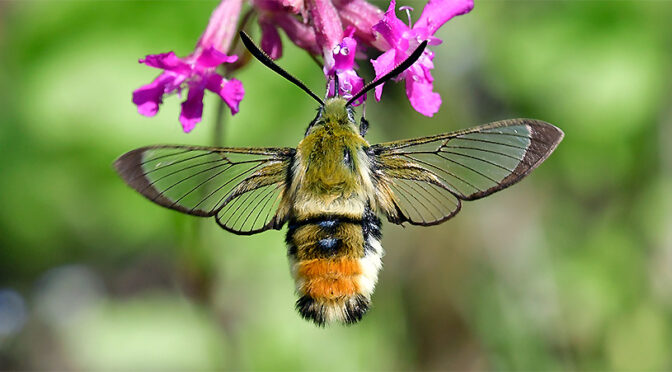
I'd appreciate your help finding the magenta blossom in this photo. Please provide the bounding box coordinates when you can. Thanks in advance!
[132,0,245,133]
[371,0,473,116]
[306,0,344,55]
[132,0,476,131]
[133,48,244,132]
[259,18,283,60]
[332,0,384,47]
[325,33,365,105]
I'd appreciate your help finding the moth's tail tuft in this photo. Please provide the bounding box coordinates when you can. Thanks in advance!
[296,294,370,326]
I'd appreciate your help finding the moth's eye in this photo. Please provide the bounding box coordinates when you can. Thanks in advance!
[343,148,354,171]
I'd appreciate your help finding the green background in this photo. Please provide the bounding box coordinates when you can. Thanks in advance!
[1,0,671,370]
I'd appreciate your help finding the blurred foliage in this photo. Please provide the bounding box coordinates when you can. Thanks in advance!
[1,0,672,370]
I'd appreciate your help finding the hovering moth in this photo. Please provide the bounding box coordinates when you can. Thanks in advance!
[115,32,563,326]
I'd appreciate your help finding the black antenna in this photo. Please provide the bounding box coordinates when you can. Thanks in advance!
[346,40,428,106]
[239,31,324,106]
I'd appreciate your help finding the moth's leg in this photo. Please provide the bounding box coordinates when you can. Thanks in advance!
[359,101,369,137]
[360,117,369,137]
[325,75,334,101]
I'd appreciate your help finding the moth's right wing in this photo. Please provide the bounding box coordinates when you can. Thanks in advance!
[371,119,564,226]
[114,145,295,235]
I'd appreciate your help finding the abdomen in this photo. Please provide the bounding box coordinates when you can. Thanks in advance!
[285,208,382,325]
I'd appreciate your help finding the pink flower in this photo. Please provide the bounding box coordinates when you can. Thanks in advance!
[259,18,283,60]
[370,0,473,116]
[306,0,344,56]
[132,0,475,129]
[254,0,304,14]
[264,12,321,55]
[325,33,365,105]
[132,0,245,133]
[198,0,244,54]
[253,0,318,55]
[280,0,304,14]
[303,0,366,104]
[332,0,384,46]
[133,49,244,133]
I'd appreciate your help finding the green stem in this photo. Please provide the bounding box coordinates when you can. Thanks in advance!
[213,98,227,147]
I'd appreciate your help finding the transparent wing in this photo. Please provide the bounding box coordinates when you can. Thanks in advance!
[375,156,462,225]
[372,119,563,226]
[214,160,289,234]
[114,145,294,235]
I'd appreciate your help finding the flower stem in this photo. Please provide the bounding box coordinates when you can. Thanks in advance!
[213,98,227,147]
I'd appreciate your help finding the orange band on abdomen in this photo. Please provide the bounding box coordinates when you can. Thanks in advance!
[297,258,363,300]
[297,258,362,278]
[301,276,360,299]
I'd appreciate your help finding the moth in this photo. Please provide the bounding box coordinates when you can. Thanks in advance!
[115,32,564,326]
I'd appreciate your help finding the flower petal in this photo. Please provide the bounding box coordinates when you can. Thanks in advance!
[370,48,397,101]
[196,47,238,68]
[371,0,410,51]
[405,75,441,116]
[260,20,283,60]
[139,52,190,74]
[332,0,383,44]
[253,0,284,11]
[415,0,474,35]
[132,73,177,117]
[332,36,357,71]
[305,0,344,53]
[222,79,245,115]
[206,74,245,115]
[281,0,304,13]
[132,83,163,117]
[271,13,321,55]
[338,70,365,104]
[180,87,205,132]
[198,0,244,53]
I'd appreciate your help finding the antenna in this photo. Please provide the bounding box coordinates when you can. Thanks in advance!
[239,31,324,106]
[346,40,428,106]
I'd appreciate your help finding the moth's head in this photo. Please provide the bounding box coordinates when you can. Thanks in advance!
[304,97,357,136]
[323,97,351,122]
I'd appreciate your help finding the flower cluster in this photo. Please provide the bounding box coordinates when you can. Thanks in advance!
[132,0,473,132]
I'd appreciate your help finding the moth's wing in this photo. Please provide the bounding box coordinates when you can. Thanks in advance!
[371,119,564,226]
[114,145,295,235]
[372,155,463,225]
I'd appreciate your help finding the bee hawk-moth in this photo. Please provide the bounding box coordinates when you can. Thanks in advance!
[115,32,563,326]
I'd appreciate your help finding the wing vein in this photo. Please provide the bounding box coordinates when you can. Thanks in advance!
[457,137,543,156]
[435,153,501,185]
[440,146,523,161]
[391,181,431,223]
[142,158,229,188]
[390,182,425,223]
[195,162,266,212]
[139,148,203,166]
[401,154,483,195]
[440,150,517,173]
[244,184,283,230]
[149,162,232,203]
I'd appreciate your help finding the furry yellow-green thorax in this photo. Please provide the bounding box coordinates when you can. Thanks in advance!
[294,97,370,198]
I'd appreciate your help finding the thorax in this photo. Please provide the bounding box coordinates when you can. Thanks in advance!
[289,122,375,218]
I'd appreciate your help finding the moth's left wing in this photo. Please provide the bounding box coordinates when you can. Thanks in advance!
[371,119,564,226]
[114,145,294,235]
